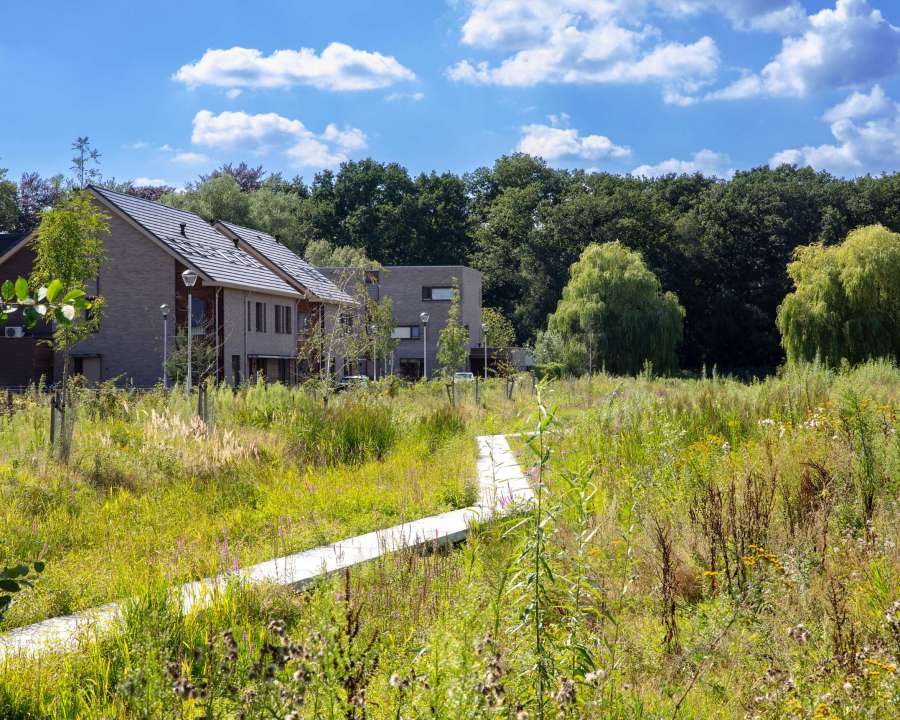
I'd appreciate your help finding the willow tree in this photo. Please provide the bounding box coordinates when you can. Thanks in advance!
[547,241,684,375]
[777,224,900,366]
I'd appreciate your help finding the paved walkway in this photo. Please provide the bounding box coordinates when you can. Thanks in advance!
[0,434,532,658]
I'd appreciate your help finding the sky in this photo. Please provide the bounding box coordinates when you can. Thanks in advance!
[2,0,900,187]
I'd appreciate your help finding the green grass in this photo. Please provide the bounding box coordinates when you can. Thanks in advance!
[1,365,898,719]
[0,383,480,629]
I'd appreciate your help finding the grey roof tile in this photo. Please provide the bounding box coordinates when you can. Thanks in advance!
[89,186,299,297]
[218,221,355,304]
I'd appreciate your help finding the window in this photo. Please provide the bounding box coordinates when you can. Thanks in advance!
[278,358,291,384]
[191,298,207,335]
[273,305,293,334]
[391,325,421,340]
[340,313,354,329]
[255,302,266,332]
[422,286,454,301]
[231,355,241,386]
[297,312,310,334]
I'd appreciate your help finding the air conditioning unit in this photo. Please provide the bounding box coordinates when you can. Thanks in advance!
[4,326,25,338]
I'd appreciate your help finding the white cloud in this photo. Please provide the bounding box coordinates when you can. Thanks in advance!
[225,88,243,100]
[632,149,733,177]
[770,85,900,176]
[656,1,807,32]
[448,1,719,101]
[125,140,150,150]
[517,120,631,161]
[159,144,174,152]
[172,151,209,164]
[190,110,367,168]
[823,83,893,122]
[707,0,900,100]
[133,177,172,187]
[173,43,415,92]
[385,91,425,102]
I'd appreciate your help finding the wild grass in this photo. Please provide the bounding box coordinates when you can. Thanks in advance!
[1,362,898,718]
[0,383,478,629]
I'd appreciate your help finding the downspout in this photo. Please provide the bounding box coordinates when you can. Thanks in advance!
[243,291,248,385]
[215,287,221,383]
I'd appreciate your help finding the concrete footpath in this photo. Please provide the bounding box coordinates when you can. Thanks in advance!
[0,434,532,658]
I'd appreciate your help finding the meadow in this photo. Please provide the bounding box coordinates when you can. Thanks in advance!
[1,364,899,719]
[0,382,477,629]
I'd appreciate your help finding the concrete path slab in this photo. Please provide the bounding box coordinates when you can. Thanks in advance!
[0,434,531,659]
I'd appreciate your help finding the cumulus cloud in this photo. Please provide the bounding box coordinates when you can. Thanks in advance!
[656,1,807,32]
[173,43,415,92]
[707,0,900,100]
[770,85,900,176]
[384,91,425,102]
[133,177,172,187]
[517,118,631,162]
[172,152,209,164]
[448,1,720,101]
[190,110,367,168]
[632,149,733,177]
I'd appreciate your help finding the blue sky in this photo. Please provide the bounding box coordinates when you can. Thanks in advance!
[2,0,900,186]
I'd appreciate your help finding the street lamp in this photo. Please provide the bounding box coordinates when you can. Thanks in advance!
[160,304,170,390]
[181,269,198,395]
[368,323,377,381]
[481,322,489,380]
[419,311,430,380]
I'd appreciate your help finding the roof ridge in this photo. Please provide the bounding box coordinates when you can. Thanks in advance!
[90,184,210,223]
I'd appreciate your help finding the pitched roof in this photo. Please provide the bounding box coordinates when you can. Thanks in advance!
[0,232,26,261]
[88,186,299,297]
[216,221,355,304]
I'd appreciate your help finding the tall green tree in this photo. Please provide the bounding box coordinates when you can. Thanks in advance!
[777,224,900,366]
[548,242,684,375]
[162,175,250,225]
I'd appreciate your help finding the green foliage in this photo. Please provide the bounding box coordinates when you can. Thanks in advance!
[0,562,43,623]
[304,239,376,268]
[777,224,900,366]
[481,307,515,348]
[0,166,18,232]
[30,190,109,379]
[161,175,250,225]
[548,241,684,375]
[436,279,470,374]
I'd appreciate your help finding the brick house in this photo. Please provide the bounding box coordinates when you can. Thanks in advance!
[319,265,484,379]
[0,186,354,387]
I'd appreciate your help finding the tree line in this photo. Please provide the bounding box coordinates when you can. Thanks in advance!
[5,153,900,371]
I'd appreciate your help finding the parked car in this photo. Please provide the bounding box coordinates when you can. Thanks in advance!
[453,372,475,382]
[335,375,370,392]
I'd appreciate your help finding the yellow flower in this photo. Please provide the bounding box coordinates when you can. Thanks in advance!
[703,570,721,577]
[814,703,831,718]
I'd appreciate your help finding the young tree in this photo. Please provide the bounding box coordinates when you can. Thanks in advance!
[777,224,900,366]
[481,307,516,348]
[31,191,109,384]
[437,279,470,375]
[547,241,684,375]
[368,295,399,375]
[71,137,102,188]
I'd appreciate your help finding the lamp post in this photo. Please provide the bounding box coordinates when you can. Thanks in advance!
[160,304,170,390]
[181,269,198,394]
[481,322,489,380]
[419,311,430,380]
[368,323,377,381]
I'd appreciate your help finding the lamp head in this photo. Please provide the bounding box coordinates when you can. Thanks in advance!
[181,269,198,288]
[160,303,170,318]
[481,322,488,332]
[419,311,430,325]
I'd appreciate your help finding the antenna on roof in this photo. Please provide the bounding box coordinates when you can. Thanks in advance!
[179,222,187,237]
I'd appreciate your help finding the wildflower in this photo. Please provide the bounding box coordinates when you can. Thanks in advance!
[584,669,606,683]
[814,703,831,718]
[554,677,576,708]
[703,570,721,577]
[842,681,853,692]
[787,624,810,643]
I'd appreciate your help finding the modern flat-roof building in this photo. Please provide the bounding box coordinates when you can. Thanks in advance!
[320,265,483,380]
[0,187,355,387]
